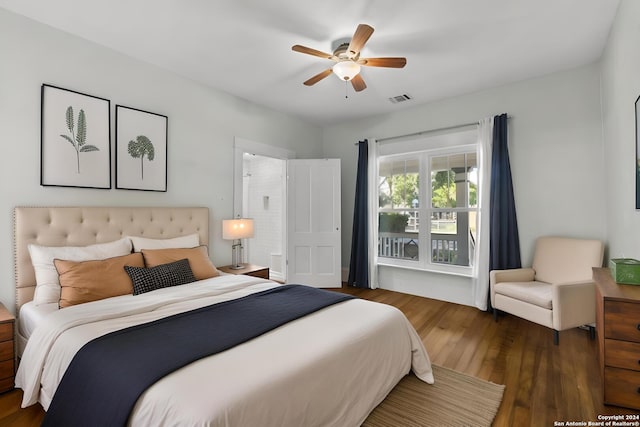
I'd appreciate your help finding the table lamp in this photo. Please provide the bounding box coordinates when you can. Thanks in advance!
[222,218,255,269]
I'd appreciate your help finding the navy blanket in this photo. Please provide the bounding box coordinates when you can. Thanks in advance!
[42,285,354,427]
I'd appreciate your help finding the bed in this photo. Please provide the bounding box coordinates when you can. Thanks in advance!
[13,206,434,426]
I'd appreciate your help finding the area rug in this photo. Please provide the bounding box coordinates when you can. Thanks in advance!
[363,365,505,427]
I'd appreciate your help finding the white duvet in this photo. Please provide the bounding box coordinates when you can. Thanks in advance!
[16,275,434,427]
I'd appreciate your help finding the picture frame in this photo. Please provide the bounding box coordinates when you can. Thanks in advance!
[115,105,168,192]
[41,84,111,189]
[636,95,640,209]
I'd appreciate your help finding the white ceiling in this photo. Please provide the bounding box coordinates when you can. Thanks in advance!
[0,0,620,126]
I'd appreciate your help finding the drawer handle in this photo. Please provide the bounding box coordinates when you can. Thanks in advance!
[637,324,640,331]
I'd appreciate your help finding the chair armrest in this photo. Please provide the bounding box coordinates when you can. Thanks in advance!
[552,281,596,330]
[490,268,535,285]
[489,268,535,308]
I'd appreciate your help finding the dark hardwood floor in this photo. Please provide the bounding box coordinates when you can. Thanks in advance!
[1,286,637,426]
[336,286,639,426]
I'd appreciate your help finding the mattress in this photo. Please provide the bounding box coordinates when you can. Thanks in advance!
[17,274,434,426]
[17,301,59,356]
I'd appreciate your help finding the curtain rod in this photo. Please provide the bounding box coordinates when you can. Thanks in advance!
[354,116,510,145]
[354,122,477,145]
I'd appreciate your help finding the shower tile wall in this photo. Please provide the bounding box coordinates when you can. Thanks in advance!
[245,155,284,276]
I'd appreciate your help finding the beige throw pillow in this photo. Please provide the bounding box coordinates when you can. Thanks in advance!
[141,246,219,281]
[54,252,144,308]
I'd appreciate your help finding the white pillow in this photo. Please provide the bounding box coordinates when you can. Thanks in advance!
[127,233,200,252]
[28,237,133,306]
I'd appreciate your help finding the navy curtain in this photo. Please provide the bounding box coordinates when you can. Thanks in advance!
[348,140,369,288]
[489,114,521,307]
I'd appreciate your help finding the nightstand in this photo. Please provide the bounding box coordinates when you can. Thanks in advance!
[218,264,269,280]
[0,303,15,393]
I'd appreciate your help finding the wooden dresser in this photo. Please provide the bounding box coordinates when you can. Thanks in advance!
[0,303,15,393]
[593,267,640,410]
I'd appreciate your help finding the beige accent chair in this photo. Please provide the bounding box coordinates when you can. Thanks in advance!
[490,236,604,345]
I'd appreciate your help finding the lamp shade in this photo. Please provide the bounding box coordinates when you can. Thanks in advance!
[222,218,254,240]
[332,60,361,81]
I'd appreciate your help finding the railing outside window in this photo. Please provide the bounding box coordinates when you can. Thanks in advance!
[378,232,419,260]
[378,231,475,266]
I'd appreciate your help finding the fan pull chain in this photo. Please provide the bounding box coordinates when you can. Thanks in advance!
[345,81,349,99]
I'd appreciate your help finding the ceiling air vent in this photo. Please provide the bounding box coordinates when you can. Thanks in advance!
[388,94,413,104]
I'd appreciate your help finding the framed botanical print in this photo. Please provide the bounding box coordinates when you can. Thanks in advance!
[40,84,111,189]
[115,105,168,192]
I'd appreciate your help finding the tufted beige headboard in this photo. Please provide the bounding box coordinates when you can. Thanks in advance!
[14,207,209,310]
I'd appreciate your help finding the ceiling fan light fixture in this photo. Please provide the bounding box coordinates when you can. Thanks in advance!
[293,24,405,91]
[332,61,360,81]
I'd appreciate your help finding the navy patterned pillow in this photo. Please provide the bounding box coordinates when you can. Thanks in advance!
[124,258,196,295]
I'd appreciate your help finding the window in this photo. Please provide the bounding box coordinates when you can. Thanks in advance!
[377,130,478,275]
[378,156,420,261]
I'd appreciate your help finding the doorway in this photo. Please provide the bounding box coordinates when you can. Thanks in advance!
[242,153,286,281]
[234,138,294,282]
[233,137,342,287]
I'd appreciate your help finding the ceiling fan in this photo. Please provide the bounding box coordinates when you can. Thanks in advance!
[292,24,407,92]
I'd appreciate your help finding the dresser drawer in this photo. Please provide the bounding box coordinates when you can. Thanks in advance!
[605,301,640,342]
[0,358,14,380]
[605,339,640,371]
[0,340,12,362]
[604,366,640,409]
[0,376,13,393]
[0,323,12,342]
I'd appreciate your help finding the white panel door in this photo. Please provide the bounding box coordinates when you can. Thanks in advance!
[287,159,341,288]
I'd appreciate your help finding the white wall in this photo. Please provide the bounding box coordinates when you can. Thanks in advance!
[0,5,624,312]
[0,9,322,313]
[601,0,640,260]
[323,64,606,305]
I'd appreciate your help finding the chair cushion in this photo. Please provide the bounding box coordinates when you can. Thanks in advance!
[493,281,552,310]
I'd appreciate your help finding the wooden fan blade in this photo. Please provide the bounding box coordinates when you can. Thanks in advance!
[348,24,374,56]
[303,69,333,86]
[292,45,334,60]
[351,74,367,92]
[359,57,407,68]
